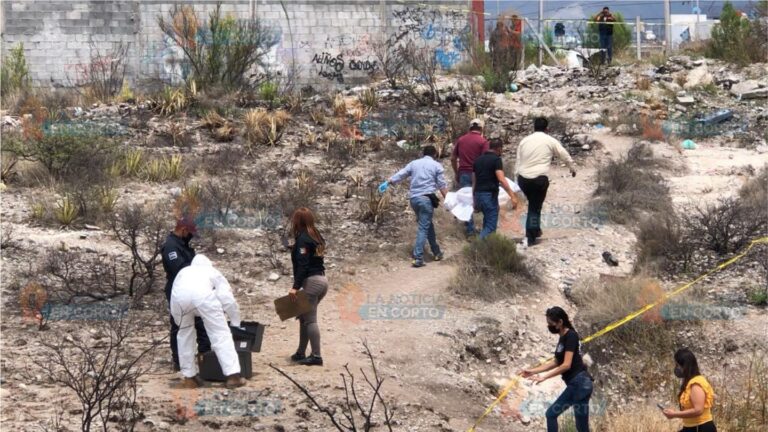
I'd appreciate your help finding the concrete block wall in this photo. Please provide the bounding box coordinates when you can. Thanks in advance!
[1,0,474,89]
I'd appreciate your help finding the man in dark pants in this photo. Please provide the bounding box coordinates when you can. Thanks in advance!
[472,139,520,239]
[451,118,489,237]
[162,217,210,371]
[595,6,615,64]
[515,118,577,247]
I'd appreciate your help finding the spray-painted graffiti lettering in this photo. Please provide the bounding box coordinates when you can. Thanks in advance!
[312,52,345,72]
[348,59,378,72]
[434,49,461,69]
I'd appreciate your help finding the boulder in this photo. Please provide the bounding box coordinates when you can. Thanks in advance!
[683,65,713,89]
[730,79,760,96]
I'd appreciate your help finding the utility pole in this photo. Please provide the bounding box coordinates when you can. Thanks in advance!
[636,16,642,60]
[664,0,671,55]
[538,0,543,66]
[695,0,701,40]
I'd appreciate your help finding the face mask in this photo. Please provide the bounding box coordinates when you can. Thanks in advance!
[547,324,559,334]
[674,366,684,378]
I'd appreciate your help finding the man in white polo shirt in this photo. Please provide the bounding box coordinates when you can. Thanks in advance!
[515,117,577,246]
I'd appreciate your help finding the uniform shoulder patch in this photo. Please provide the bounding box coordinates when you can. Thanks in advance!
[168,251,178,260]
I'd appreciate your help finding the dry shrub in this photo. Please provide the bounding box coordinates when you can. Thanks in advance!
[242,108,291,152]
[332,93,347,117]
[594,143,672,224]
[592,405,677,432]
[714,352,768,432]
[276,170,320,218]
[450,234,538,301]
[640,114,665,141]
[690,195,767,255]
[634,213,697,275]
[359,184,391,225]
[635,75,651,91]
[571,275,691,395]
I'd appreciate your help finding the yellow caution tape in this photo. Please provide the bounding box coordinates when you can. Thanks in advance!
[468,236,768,432]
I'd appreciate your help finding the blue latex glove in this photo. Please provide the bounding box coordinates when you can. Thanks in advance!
[378,181,389,193]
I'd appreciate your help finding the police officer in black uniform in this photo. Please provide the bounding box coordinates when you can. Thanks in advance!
[162,217,211,371]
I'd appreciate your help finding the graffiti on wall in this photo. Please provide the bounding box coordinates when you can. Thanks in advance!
[311,51,379,84]
[389,5,469,70]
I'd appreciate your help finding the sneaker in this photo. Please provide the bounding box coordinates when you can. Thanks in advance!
[225,373,247,389]
[298,355,324,366]
[527,237,538,247]
[290,352,306,362]
[433,253,444,262]
[412,259,426,268]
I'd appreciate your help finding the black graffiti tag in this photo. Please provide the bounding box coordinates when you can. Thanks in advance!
[311,52,345,73]
[348,59,378,72]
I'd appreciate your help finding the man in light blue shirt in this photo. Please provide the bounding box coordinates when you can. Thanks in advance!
[379,146,448,268]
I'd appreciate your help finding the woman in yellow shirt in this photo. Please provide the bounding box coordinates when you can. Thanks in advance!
[662,348,717,432]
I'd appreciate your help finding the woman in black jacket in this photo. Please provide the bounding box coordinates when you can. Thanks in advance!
[288,207,328,366]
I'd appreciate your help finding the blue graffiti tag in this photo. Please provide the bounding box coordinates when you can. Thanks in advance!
[434,49,461,69]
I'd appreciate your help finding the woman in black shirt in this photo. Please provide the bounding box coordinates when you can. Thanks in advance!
[518,307,593,432]
[288,208,328,366]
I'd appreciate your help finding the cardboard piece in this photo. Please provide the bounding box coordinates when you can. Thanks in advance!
[274,291,313,321]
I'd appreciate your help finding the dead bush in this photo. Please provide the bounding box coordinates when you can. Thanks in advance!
[400,41,441,106]
[594,143,672,224]
[634,213,697,275]
[276,171,320,218]
[109,204,167,297]
[40,249,126,303]
[270,341,395,431]
[201,145,245,175]
[67,41,128,103]
[322,138,357,182]
[689,196,767,255]
[201,176,244,220]
[371,37,407,89]
[450,234,538,301]
[36,311,162,432]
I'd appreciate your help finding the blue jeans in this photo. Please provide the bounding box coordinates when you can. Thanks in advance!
[458,172,475,235]
[599,33,613,64]
[545,371,593,432]
[474,192,499,239]
[410,196,441,261]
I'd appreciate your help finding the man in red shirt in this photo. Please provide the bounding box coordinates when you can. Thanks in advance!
[451,118,489,236]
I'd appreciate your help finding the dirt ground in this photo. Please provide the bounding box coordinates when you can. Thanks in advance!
[2,114,766,432]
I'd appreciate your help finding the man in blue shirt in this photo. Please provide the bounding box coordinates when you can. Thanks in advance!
[380,146,448,268]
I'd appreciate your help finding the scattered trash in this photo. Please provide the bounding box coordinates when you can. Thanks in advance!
[509,83,519,92]
[396,139,408,149]
[594,123,604,129]
[696,109,733,126]
[682,139,697,150]
[601,251,619,267]
[676,95,696,105]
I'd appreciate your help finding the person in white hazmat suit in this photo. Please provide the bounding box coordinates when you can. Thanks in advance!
[171,254,246,389]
